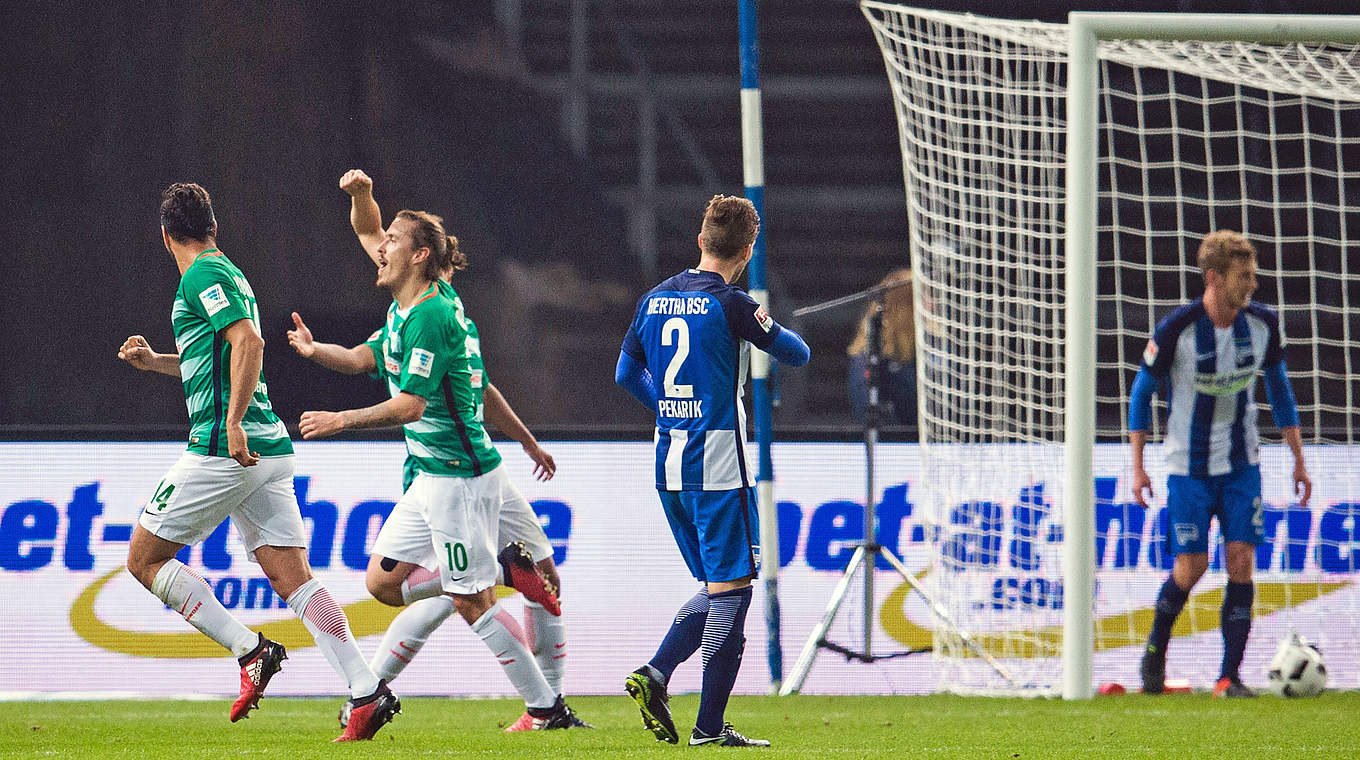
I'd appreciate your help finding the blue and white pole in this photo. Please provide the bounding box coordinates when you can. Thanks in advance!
[738,0,781,693]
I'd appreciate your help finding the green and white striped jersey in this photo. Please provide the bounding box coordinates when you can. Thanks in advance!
[172,250,292,457]
[366,280,501,478]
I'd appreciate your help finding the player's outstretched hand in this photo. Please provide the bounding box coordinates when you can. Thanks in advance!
[1131,466,1153,508]
[287,312,316,358]
[118,335,158,371]
[300,410,345,440]
[227,422,259,467]
[339,169,373,197]
[524,442,556,481]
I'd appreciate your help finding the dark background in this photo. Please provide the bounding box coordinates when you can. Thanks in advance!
[0,0,1335,439]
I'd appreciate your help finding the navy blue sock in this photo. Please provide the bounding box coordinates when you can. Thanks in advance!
[648,588,709,682]
[1220,581,1254,681]
[1147,575,1189,654]
[694,586,753,736]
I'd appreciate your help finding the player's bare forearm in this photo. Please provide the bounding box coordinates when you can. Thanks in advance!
[1281,426,1305,462]
[347,394,424,430]
[300,394,424,440]
[310,342,377,375]
[350,193,383,264]
[144,352,182,377]
[483,383,536,447]
[1129,430,1148,471]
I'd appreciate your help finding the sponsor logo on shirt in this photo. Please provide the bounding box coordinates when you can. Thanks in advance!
[408,348,435,378]
[1142,339,1158,366]
[385,357,400,376]
[754,305,773,333]
[199,284,230,317]
[470,369,483,388]
[1194,366,1255,396]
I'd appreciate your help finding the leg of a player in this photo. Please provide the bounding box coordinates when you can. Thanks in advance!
[370,595,456,682]
[1220,541,1255,683]
[693,575,754,738]
[1152,552,1207,652]
[256,545,381,700]
[524,558,568,696]
[126,525,260,657]
[453,589,560,715]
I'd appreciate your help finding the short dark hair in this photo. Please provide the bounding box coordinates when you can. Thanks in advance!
[160,183,217,242]
[699,194,760,260]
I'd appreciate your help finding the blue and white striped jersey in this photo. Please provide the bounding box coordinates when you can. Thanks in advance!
[621,269,782,491]
[1140,299,1285,477]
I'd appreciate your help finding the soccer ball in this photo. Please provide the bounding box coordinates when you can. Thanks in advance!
[1266,633,1327,698]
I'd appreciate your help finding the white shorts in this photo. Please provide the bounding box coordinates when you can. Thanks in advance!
[371,466,538,595]
[138,453,305,561]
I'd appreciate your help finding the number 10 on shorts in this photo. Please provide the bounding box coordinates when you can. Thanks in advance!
[444,541,468,572]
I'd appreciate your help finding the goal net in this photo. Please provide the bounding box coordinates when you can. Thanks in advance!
[862,2,1360,695]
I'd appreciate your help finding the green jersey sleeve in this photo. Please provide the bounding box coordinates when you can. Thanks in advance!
[364,327,385,382]
[397,307,456,398]
[180,259,252,332]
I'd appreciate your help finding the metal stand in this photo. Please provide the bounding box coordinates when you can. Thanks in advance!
[779,283,1012,695]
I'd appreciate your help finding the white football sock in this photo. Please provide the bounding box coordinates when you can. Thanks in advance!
[523,600,566,696]
[150,559,258,658]
[401,565,444,605]
[286,579,380,698]
[470,602,556,709]
[371,595,456,681]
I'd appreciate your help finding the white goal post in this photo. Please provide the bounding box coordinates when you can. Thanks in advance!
[863,3,1360,698]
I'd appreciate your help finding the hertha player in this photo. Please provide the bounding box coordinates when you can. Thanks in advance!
[616,195,810,747]
[118,183,397,741]
[1130,229,1312,697]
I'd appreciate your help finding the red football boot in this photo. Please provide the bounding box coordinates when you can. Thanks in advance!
[333,681,400,742]
[230,635,287,722]
[498,541,561,616]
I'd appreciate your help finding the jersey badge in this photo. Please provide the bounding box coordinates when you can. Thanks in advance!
[409,348,435,378]
[754,305,774,333]
[384,357,400,376]
[198,284,230,317]
[470,369,483,388]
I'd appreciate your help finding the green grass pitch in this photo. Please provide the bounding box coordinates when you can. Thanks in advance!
[4,692,1359,759]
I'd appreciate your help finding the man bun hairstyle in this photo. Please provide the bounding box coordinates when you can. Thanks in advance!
[395,209,469,281]
[700,194,760,260]
[160,182,217,242]
[1197,229,1256,281]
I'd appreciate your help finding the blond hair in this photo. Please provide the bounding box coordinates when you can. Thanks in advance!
[1197,230,1256,282]
[848,268,915,361]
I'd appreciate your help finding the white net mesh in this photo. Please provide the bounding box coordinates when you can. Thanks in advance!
[863,2,1360,695]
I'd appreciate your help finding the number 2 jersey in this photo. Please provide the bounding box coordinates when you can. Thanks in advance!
[172,250,291,457]
[364,280,502,479]
[621,268,784,491]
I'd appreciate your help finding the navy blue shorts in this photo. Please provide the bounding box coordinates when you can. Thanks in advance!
[1166,465,1264,555]
[658,487,760,583]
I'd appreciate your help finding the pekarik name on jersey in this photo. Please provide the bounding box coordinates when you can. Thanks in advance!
[658,399,704,418]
